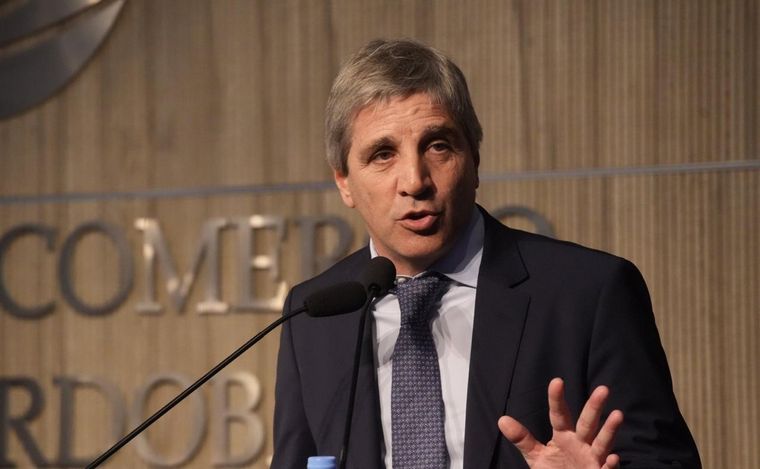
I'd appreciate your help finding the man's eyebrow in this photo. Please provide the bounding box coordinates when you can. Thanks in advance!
[421,125,465,145]
[360,136,396,158]
[423,125,462,139]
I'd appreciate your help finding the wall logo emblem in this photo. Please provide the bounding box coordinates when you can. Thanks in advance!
[0,0,125,120]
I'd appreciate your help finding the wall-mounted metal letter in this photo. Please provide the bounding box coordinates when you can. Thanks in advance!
[0,377,48,466]
[0,224,56,319]
[132,373,206,467]
[211,372,264,467]
[58,221,134,316]
[232,216,288,312]
[54,375,125,467]
[135,218,230,314]
[491,205,555,237]
[295,215,353,279]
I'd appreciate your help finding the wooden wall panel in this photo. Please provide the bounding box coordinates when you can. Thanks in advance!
[0,0,757,467]
[480,169,760,468]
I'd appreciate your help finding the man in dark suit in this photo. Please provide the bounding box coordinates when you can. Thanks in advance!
[272,39,700,468]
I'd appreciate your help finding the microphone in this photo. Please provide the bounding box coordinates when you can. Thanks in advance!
[339,257,396,469]
[305,281,367,317]
[87,281,366,469]
[359,256,396,296]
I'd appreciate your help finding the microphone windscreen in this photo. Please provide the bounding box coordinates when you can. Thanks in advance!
[304,281,367,317]
[359,256,396,296]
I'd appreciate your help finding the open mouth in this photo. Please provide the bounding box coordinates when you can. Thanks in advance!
[400,211,440,232]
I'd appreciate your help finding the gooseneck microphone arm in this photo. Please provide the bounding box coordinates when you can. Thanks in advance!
[87,281,367,469]
[339,287,377,469]
[86,308,302,469]
[339,257,396,469]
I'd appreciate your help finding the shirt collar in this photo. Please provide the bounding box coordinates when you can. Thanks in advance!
[369,208,483,288]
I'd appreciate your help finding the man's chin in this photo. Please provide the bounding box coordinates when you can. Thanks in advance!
[397,239,451,266]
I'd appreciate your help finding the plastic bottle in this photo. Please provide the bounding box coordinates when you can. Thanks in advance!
[306,455,337,469]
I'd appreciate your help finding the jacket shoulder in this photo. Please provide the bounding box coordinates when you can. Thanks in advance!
[483,212,640,286]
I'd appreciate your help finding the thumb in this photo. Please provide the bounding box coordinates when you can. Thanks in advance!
[498,415,543,457]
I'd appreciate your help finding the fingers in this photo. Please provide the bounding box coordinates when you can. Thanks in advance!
[601,453,621,469]
[575,385,610,442]
[592,409,624,459]
[504,379,624,468]
[547,377,574,431]
[498,415,542,457]
[552,379,624,465]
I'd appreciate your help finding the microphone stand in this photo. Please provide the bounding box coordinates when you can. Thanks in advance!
[338,286,378,469]
[86,306,306,469]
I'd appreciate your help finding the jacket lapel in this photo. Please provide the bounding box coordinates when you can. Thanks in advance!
[338,217,531,467]
[463,212,530,468]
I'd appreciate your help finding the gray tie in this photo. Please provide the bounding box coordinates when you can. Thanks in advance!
[391,274,449,468]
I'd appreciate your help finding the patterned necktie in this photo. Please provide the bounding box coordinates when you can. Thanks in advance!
[391,274,449,468]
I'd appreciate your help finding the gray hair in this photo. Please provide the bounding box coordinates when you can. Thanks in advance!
[325,39,483,174]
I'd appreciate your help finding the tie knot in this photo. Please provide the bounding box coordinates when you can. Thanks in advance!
[394,274,448,325]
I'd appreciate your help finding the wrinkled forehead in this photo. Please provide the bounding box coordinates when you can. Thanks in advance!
[354,89,446,118]
[345,91,459,145]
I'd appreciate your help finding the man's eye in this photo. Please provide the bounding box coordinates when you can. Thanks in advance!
[371,151,394,162]
[428,141,451,153]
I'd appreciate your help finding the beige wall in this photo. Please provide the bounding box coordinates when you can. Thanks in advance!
[0,0,757,467]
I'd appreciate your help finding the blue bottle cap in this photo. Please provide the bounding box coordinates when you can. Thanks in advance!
[307,455,337,468]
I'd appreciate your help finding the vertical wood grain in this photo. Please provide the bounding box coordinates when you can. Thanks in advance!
[0,0,757,466]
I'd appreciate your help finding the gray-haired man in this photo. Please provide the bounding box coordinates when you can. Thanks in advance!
[272,39,700,469]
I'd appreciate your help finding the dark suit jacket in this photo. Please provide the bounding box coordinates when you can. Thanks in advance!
[272,210,701,468]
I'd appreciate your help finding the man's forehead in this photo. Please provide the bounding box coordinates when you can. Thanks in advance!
[356,92,446,119]
[348,94,460,142]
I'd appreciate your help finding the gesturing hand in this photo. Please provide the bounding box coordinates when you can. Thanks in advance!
[498,378,624,469]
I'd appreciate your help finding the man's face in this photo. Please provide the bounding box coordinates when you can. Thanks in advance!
[334,92,479,276]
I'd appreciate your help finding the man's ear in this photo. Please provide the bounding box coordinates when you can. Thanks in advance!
[333,170,355,208]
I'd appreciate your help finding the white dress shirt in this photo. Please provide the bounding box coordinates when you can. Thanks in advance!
[370,210,484,469]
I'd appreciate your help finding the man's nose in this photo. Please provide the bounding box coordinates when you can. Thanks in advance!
[397,155,432,197]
